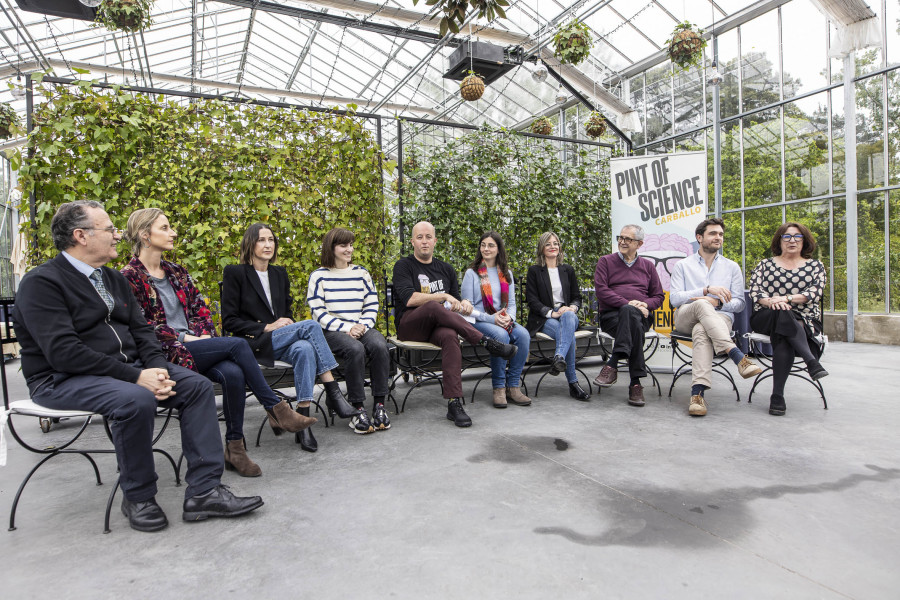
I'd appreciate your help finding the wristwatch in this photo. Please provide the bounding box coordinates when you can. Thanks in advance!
[786,295,793,304]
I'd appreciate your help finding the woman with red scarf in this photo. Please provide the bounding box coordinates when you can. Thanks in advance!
[460,231,532,409]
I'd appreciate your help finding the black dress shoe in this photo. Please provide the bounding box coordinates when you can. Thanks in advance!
[121,497,168,532]
[549,355,567,376]
[768,394,786,416]
[295,406,318,452]
[568,382,590,401]
[183,485,264,522]
[324,384,358,419]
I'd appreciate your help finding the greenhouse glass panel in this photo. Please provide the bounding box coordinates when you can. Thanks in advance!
[673,67,704,135]
[743,205,785,276]
[784,93,830,201]
[889,70,900,187]
[786,198,832,309]
[891,190,900,313]
[718,27,741,120]
[740,10,780,114]
[856,75,885,191]
[856,192,887,312]
[780,1,828,99]
[741,109,782,207]
[644,64,673,144]
[831,90,846,194]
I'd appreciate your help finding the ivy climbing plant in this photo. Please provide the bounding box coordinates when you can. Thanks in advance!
[18,80,392,321]
[399,125,612,289]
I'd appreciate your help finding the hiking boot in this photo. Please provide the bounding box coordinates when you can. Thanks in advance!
[447,398,472,427]
[689,395,707,417]
[627,384,645,407]
[594,365,618,387]
[737,356,763,379]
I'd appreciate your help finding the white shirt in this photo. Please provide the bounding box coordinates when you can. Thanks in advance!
[256,269,273,311]
[548,267,564,307]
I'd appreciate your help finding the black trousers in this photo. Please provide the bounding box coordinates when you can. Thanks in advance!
[751,307,821,397]
[31,363,224,502]
[600,304,653,380]
[323,328,391,404]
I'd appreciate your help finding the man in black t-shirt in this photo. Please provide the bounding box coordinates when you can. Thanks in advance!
[393,221,517,427]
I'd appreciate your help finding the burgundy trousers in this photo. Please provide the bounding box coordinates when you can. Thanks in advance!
[396,302,484,398]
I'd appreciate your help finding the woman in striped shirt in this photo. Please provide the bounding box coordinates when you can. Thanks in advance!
[307,227,392,434]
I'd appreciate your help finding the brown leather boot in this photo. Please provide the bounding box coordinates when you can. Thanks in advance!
[492,387,508,408]
[224,437,262,477]
[506,387,532,406]
[267,399,317,435]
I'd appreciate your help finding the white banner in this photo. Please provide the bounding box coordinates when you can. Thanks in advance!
[609,152,708,370]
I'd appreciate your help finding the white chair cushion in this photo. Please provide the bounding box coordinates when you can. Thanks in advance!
[387,337,444,351]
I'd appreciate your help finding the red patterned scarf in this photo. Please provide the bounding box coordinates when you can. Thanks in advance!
[478,264,513,332]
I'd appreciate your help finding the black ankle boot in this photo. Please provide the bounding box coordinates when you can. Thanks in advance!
[769,394,786,416]
[324,382,357,419]
[294,406,318,452]
[568,381,590,401]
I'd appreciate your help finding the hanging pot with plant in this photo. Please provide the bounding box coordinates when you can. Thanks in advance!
[96,0,153,33]
[412,0,509,36]
[666,22,707,71]
[0,103,21,140]
[460,72,485,102]
[584,112,607,138]
[530,116,553,136]
[552,20,593,66]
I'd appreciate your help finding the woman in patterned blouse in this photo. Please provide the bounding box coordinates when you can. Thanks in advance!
[749,222,827,416]
[121,208,316,477]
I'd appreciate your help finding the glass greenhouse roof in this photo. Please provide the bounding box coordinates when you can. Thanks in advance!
[0,0,769,134]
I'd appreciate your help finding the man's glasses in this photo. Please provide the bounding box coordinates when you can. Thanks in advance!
[616,236,639,244]
[82,226,123,235]
[781,234,804,242]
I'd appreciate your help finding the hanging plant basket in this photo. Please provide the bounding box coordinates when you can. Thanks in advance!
[584,112,607,138]
[0,103,21,140]
[666,22,707,71]
[530,116,553,136]
[96,0,153,33]
[460,73,485,102]
[552,20,593,66]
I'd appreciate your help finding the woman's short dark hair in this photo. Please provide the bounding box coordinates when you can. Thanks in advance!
[51,200,103,251]
[320,227,355,268]
[771,222,816,258]
[467,231,510,279]
[240,223,278,265]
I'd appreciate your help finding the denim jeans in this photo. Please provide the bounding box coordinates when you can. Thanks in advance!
[540,311,579,383]
[270,320,339,402]
[473,321,530,388]
[185,336,280,441]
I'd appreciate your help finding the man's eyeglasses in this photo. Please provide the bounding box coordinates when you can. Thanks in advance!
[781,234,804,242]
[616,236,639,244]
[82,226,123,235]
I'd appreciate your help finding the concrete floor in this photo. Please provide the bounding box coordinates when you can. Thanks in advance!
[1,341,899,600]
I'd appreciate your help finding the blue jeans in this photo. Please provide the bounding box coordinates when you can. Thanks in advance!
[185,337,281,441]
[270,320,339,403]
[473,321,530,388]
[541,311,579,383]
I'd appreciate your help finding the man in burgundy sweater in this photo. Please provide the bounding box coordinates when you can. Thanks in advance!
[592,224,665,406]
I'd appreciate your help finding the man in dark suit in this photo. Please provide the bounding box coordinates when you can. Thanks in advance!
[13,201,263,532]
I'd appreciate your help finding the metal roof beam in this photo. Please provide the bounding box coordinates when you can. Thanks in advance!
[234,4,257,86]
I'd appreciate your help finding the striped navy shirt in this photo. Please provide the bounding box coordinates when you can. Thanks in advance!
[306,265,379,332]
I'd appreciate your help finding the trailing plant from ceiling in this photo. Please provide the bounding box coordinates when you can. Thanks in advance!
[530,116,553,136]
[413,0,509,36]
[552,20,593,66]
[460,71,485,102]
[96,0,153,33]
[398,124,612,290]
[0,103,22,140]
[18,81,394,325]
[584,111,607,138]
[666,22,707,71]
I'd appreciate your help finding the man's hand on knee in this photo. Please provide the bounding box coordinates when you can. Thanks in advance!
[627,300,649,318]
[138,368,177,401]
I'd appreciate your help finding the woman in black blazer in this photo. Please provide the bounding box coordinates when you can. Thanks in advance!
[221,223,359,453]
[525,231,590,400]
